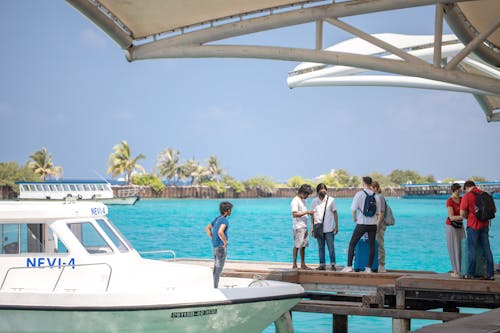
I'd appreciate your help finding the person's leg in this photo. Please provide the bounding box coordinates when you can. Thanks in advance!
[366,226,377,269]
[324,232,335,268]
[347,225,365,267]
[376,225,386,271]
[478,226,494,278]
[292,247,298,269]
[317,234,326,268]
[446,225,460,274]
[299,247,308,269]
[466,227,479,277]
[213,246,226,288]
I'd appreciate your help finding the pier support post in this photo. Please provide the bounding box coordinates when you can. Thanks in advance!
[393,288,410,332]
[392,318,410,333]
[333,314,348,333]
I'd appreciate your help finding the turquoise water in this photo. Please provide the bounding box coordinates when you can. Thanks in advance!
[107,198,499,333]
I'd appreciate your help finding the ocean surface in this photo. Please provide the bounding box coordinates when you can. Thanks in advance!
[107,197,500,333]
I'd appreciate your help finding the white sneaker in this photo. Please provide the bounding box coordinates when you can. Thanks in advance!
[364,267,373,273]
[341,266,353,273]
[378,265,386,273]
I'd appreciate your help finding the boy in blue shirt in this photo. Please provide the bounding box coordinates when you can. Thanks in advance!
[205,201,233,288]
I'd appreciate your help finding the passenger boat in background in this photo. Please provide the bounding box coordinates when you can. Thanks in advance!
[0,200,303,333]
[401,182,500,199]
[16,180,139,205]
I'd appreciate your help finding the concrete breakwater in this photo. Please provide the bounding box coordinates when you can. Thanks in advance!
[118,185,405,199]
[0,185,405,200]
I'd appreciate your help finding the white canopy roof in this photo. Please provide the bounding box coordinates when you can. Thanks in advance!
[67,0,499,121]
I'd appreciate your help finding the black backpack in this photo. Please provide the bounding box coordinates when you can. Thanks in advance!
[473,191,496,221]
[362,190,377,217]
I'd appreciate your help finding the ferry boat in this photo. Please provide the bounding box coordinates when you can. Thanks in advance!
[0,200,304,333]
[16,180,139,205]
[401,182,500,199]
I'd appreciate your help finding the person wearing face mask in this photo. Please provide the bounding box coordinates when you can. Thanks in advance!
[310,183,339,271]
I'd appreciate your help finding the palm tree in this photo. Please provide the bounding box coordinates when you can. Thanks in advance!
[182,159,209,185]
[27,147,63,180]
[107,141,146,184]
[207,155,223,182]
[156,147,180,185]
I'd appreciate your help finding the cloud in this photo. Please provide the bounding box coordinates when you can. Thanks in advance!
[81,28,108,49]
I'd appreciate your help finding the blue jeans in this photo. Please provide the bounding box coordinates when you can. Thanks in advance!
[317,232,336,266]
[213,246,226,288]
[466,226,494,277]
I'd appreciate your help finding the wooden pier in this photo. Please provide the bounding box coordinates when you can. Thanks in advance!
[177,259,500,333]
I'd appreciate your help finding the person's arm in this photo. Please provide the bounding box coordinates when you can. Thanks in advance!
[205,223,212,238]
[448,206,463,221]
[376,197,385,226]
[333,210,339,234]
[292,210,313,218]
[459,196,468,219]
[352,210,357,223]
[218,224,227,248]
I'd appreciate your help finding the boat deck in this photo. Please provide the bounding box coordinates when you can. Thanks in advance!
[176,259,500,333]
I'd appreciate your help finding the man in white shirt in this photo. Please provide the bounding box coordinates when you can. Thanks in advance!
[311,183,339,270]
[341,176,381,273]
[290,184,313,269]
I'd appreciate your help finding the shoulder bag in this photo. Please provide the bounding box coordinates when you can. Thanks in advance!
[313,197,328,239]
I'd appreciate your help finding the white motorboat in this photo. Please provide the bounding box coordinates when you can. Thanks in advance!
[16,180,140,205]
[0,200,303,333]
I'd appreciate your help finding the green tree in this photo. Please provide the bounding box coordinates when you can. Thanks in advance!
[471,176,488,182]
[441,178,456,184]
[287,176,312,188]
[368,172,394,187]
[319,169,352,187]
[222,175,245,193]
[156,147,180,185]
[388,169,433,185]
[243,176,276,193]
[27,147,63,180]
[0,161,39,192]
[107,141,146,185]
[132,173,165,192]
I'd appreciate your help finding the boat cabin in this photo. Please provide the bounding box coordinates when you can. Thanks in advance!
[16,180,114,200]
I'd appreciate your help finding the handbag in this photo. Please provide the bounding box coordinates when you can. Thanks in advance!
[383,198,395,226]
[449,218,463,229]
[313,197,328,239]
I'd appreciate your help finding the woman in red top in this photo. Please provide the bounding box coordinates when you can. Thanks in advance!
[446,183,465,278]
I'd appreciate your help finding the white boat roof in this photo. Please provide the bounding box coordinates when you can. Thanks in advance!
[0,201,108,221]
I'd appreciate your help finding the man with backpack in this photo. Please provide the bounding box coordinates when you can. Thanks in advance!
[341,176,381,273]
[460,180,496,280]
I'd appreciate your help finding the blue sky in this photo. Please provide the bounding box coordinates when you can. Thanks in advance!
[1,1,499,182]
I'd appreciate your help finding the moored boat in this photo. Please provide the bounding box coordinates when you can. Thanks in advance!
[0,200,303,333]
[16,180,140,205]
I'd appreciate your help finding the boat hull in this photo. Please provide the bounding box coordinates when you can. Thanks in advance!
[98,195,140,205]
[0,298,300,333]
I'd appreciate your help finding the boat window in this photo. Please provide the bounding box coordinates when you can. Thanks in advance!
[36,184,43,191]
[69,184,76,191]
[49,185,56,191]
[56,184,63,191]
[76,185,83,191]
[43,185,50,191]
[67,222,113,255]
[0,223,57,255]
[83,184,90,191]
[29,184,36,191]
[96,219,131,253]
[90,184,97,191]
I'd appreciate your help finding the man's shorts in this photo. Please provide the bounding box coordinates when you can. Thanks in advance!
[293,227,309,248]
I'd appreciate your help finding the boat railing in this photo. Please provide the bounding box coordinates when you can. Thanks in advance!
[116,188,139,198]
[139,250,176,261]
[1,262,113,292]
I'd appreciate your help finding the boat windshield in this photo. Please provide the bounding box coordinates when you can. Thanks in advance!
[67,222,114,254]
[96,218,132,253]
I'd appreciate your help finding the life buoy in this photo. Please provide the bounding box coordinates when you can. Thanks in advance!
[77,195,83,200]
